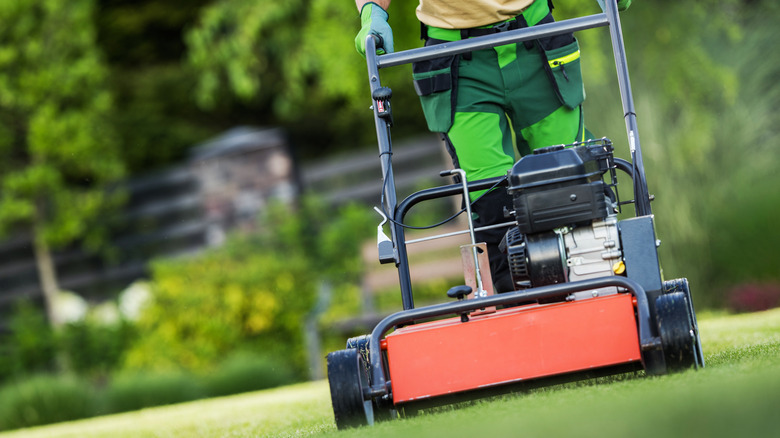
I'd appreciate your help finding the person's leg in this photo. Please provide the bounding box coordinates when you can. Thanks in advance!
[419,38,587,292]
[503,34,586,153]
[444,47,518,292]
[442,111,515,292]
[516,104,585,152]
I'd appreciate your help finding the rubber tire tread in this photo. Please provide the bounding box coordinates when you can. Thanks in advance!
[655,292,696,372]
[327,349,373,429]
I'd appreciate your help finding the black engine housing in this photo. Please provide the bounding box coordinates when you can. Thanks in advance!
[502,141,617,289]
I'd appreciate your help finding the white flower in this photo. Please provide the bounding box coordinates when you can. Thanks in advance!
[54,291,88,324]
[118,281,152,321]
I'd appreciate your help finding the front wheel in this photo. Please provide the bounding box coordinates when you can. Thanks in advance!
[327,349,374,429]
[346,335,397,422]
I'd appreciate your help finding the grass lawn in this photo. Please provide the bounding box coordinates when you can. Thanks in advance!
[2,308,778,438]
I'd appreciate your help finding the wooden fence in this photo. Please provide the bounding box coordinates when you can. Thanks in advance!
[0,129,451,330]
[0,127,296,327]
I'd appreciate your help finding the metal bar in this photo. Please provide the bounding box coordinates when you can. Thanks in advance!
[397,176,507,223]
[405,221,515,245]
[366,37,415,310]
[366,276,656,398]
[602,0,652,216]
[391,176,508,309]
[377,14,609,68]
[449,169,485,296]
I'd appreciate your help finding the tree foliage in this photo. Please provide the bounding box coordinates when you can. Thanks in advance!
[185,0,428,154]
[94,0,235,173]
[580,0,780,305]
[0,0,124,245]
[0,0,126,326]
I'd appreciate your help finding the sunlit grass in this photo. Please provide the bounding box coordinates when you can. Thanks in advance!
[0,381,333,438]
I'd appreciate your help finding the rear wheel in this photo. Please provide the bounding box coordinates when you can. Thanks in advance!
[663,278,705,368]
[655,292,696,372]
[327,349,374,429]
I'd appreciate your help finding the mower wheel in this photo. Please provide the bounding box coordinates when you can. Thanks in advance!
[663,278,705,368]
[346,335,372,376]
[655,292,696,372]
[327,349,374,429]
[346,335,397,422]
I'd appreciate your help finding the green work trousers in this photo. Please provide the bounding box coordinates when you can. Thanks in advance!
[411,1,588,291]
[413,2,588,201]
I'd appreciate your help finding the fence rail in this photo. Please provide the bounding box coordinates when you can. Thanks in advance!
[300,135,447,205]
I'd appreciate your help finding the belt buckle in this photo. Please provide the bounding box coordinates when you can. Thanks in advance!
[493,21,512,32]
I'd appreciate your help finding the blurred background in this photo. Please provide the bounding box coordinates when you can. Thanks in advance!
[0,0,778,431]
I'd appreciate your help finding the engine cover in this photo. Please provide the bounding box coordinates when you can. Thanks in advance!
[508,143,614,234]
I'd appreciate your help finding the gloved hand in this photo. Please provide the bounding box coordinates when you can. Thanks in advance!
[355,2,394,57]
[617,0,632,11]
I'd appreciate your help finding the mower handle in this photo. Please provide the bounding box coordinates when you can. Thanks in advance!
[370,14,608,68]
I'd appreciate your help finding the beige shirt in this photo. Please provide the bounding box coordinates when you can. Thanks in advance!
[416,0,536,29]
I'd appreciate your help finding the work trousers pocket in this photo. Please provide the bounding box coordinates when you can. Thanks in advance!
[543,40,585,109]
[412,50,458,133]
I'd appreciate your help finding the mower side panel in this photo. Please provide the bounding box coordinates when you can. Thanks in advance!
[385,294,641,403]
[618,216,664,303]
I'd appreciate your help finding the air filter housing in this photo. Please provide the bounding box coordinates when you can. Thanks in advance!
[508,143,611,234]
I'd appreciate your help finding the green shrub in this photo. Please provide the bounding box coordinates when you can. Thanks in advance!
[0,300,139,385]
[103,372,205,414]
[0,375,96,431]
[123,198,373,377]
[59,319,137,379]
[0,301,57,382]
[203,351,296,398]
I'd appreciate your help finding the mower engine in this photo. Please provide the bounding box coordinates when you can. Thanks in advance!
[501,140,622,300]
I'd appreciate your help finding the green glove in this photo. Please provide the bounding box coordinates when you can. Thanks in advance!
[355,2,394,57]
[617,0,632,11]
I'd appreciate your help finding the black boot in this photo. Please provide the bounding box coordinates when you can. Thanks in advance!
[471,189,514,293]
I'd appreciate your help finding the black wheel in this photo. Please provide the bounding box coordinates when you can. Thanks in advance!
[327,349,374,429]
[345,335,397,422]
[663,278,705,368]
[655,292,696,372]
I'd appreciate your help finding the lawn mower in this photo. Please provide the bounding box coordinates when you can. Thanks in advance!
[327,0,704,429]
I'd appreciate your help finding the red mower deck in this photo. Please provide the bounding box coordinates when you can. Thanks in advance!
[385,294,641,403]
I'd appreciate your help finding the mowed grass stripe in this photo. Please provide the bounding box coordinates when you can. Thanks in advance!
[331,342,780,438]
[2,308,778,438]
